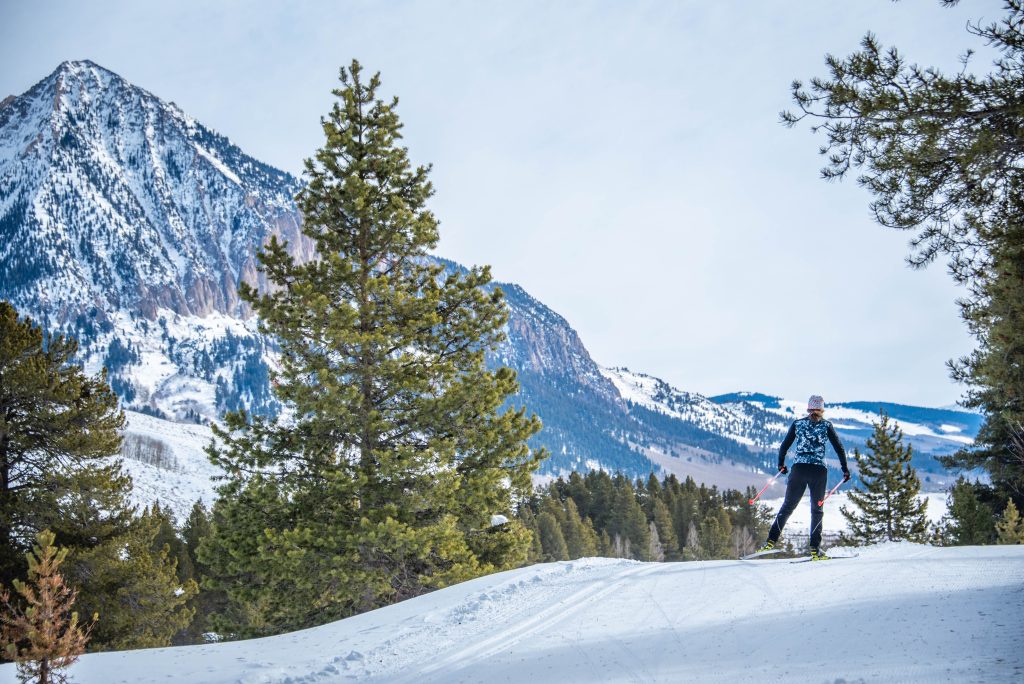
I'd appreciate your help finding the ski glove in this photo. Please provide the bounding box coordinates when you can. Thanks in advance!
[842,469,851,482]
[778,464,788,475]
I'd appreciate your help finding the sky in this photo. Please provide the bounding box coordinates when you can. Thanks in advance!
[1,0,1006,408]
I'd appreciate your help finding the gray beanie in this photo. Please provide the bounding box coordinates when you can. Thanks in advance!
[807,395,825,411]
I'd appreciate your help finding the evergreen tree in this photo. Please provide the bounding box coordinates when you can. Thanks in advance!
[536,512,569,562]
[67,509,197,651]
[0,530,95,684]
[560,498,598,559]
[181,501,220,644]
[0,303,192,650]
[682,522,700,561]
[149,502,193,586]
[608,477,649,561]
[697,507,732,560]
[724,487,771,557]
[647,521,664,562]
[564,472,593,521]
[938,477,997,545]
[650,498,679,561]
[840,413,929,543]
[201,61,543,637]
[0,302,125,585]
[996,499,1024,544]
[784,1,1024,516]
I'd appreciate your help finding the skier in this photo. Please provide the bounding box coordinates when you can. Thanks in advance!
[755,395,850,560]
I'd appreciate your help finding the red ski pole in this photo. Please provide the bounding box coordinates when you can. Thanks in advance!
[818,480,844,506]
[748,469,785,505]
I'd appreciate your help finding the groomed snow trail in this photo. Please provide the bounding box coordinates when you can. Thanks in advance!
[2,543,1021,683]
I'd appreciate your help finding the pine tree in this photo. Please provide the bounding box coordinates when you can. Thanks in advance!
[149,502,193,586]
[648,521,664,562]
[0,303,193,650]
[784,2,1024,512]
[608,477,650,561]
[516,506,544,563]
[682,522,700,561]
[698,507,732,559]
[181,501,220,644]
[995,499,1024,544]
[0,302,125,585]
[840,412,929,543]
[67,509,197,651]
[201,61,544,637]
[650,498,679,561]
[536,512,569,562]
[938,477,998,545]
[0,530,95,684]
[560,498,598,559]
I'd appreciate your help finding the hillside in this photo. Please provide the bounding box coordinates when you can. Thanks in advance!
[4,543,1020,683]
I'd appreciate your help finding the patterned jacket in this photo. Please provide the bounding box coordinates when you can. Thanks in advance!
[779,416,848,470]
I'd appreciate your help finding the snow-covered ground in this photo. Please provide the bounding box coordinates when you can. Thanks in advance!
[115,410,220,521]
[4,543,1020,683]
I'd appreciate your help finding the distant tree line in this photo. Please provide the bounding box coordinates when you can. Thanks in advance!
[518,471,772,562]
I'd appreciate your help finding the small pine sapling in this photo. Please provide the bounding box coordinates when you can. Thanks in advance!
[995,499,1024,544]
[0,530,97,684]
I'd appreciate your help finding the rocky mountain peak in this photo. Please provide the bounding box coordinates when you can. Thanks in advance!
[0,60,309,330]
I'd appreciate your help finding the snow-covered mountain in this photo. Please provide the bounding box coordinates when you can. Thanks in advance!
[708,392,982,476]
[602,367,787,450]
[0,59,308,420]
[0,59,309,323]
[1,61,979,491]
[2,543,1020,683]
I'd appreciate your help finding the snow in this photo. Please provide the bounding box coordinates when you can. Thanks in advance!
[598,366,769,448]
[114,410,221,521]
[3,544,1020,683]
[194,144,243,186]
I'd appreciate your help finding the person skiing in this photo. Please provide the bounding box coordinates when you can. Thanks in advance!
[755,395,850,560]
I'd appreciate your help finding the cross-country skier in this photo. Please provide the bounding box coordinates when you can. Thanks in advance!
[755,395,850,560]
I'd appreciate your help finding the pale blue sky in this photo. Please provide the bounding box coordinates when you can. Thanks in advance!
[2,1,1004,406]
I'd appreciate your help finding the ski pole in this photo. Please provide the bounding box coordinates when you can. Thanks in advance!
[818,480,844,506]
[748,469,785,505]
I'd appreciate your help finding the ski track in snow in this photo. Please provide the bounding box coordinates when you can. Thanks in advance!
[4,543,1021,684]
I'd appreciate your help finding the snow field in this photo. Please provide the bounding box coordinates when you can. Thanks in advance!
[115,410,220,521]
[5,543,1020,683]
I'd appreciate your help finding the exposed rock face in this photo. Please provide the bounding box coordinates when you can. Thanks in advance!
[0,60,310,329]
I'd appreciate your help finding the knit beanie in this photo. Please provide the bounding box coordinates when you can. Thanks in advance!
[807,395,825,411]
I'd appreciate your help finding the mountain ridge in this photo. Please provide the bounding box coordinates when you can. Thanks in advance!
[0,61,978,485]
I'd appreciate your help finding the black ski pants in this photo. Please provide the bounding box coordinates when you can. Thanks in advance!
[767,463,828,549]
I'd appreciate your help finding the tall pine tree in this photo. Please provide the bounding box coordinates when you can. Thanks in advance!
[0,302,125,585]
[784,1,1024,530]
[201,61,544,638]
[841,412,929,543]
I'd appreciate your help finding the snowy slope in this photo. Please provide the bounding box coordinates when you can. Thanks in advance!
[4,543,1020,683]
[601,366,784,449]
[115,410,220,520]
